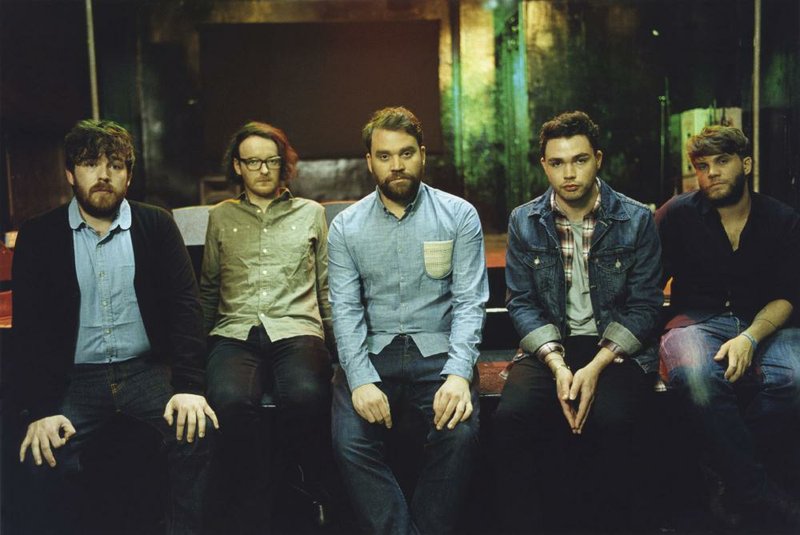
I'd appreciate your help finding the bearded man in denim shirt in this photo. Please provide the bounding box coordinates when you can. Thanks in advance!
[328,106,488,534]
[493,111,663,533]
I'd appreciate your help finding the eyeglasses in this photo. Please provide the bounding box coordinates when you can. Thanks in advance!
[239,156,282,171]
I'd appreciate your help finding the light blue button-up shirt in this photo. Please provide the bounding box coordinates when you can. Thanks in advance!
[69,197,151,364]
[328,182,488,390]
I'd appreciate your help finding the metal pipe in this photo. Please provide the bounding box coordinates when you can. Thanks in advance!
[449,0,463,171]
[85,0,99,120]
[753,0,761,191]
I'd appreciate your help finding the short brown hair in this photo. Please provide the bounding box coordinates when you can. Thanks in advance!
[687,125,750,162]
[362,106,424,152]
[539,110,600,157]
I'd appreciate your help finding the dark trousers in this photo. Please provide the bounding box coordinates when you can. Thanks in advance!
[206,326,332,534]
[20,357,212,535]
[492,336,652,533]
[331,335,480,535]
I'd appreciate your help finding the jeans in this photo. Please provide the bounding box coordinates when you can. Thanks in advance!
[660,313,800,503]
[22,357,212,535]
[492,336,652,533]
[332,335,480,535]
[206,326,332,533]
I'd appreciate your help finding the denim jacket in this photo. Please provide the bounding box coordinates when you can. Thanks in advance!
[505,179,663,372]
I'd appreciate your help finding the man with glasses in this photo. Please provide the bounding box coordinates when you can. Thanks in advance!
[200,121,335,533]
[12,119,216,534]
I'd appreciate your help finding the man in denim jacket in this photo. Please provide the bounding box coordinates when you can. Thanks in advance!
[493,111,662,533]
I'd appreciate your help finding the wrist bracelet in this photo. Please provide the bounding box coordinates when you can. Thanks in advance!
[740,332,758,348]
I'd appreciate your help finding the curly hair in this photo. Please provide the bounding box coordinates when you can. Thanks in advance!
[64,119,135,174]
[222,122,299,186]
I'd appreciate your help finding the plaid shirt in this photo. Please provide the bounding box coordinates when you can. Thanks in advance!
[550,181,601,286]
[530,180,625,362]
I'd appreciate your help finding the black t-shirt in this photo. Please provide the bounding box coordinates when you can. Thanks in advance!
[656,190,800,328]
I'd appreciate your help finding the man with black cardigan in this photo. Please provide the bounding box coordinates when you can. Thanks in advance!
[10,119,217,534]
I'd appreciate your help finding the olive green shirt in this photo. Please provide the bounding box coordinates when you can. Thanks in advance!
[199,190,334,345]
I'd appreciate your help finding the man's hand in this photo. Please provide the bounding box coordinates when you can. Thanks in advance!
[554,367,577,430]
[352,383,392,428]
[433,375,473,431]
[714,334,756,383]
[19,415,76,467]
[569,363,604,434]
[163,394,219,442]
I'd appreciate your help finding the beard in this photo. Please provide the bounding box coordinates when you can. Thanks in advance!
[377,172,421,204]
[702,170,747,208]
[74,181,127,219]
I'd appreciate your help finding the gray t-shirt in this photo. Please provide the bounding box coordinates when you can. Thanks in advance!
[566,221,598,336]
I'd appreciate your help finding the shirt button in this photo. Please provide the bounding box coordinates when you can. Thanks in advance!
[233,228,238,232]
[262,291,267,296]
[262,270,267,275]
[262,249,267,254]
[256,209,261,213]
[105,328,111,334]
[102,300,108,307]
[263,228,268,233]
[98,272,105,278]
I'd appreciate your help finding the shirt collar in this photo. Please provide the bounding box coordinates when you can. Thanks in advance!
[68,197,131,232]
[238,187,292,208]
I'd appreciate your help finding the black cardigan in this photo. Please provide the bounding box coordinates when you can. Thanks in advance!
[10,201,205,422]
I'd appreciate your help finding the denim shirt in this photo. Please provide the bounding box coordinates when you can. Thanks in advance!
[69,197,151,364]
[505,179,663,372]
[328,183,489,390]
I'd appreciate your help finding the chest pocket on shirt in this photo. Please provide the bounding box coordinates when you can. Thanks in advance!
[218,224,253,263]
[423,240,454,279]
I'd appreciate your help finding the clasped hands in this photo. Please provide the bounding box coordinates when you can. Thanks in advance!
[351,374,473,431]
[19,393,218,468]
[548,350,615,435]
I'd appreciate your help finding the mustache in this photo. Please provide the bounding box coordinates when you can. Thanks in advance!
[90,183,115,193]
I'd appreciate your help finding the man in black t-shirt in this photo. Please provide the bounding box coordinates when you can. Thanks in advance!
[657,125,800,529]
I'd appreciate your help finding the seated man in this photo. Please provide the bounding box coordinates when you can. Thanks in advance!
[200,122,334,533]
[328,106,488,534]
[493,111,663,532]
[657,125,800,529]
[11,119,216,534]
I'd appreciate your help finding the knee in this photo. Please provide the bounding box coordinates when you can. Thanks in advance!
[667,364,730,408]
[281,378,331,414]
[207,385,257,424]
[431,418,478,450]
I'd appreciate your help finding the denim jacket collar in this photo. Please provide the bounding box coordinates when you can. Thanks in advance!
[526,178,630,224]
